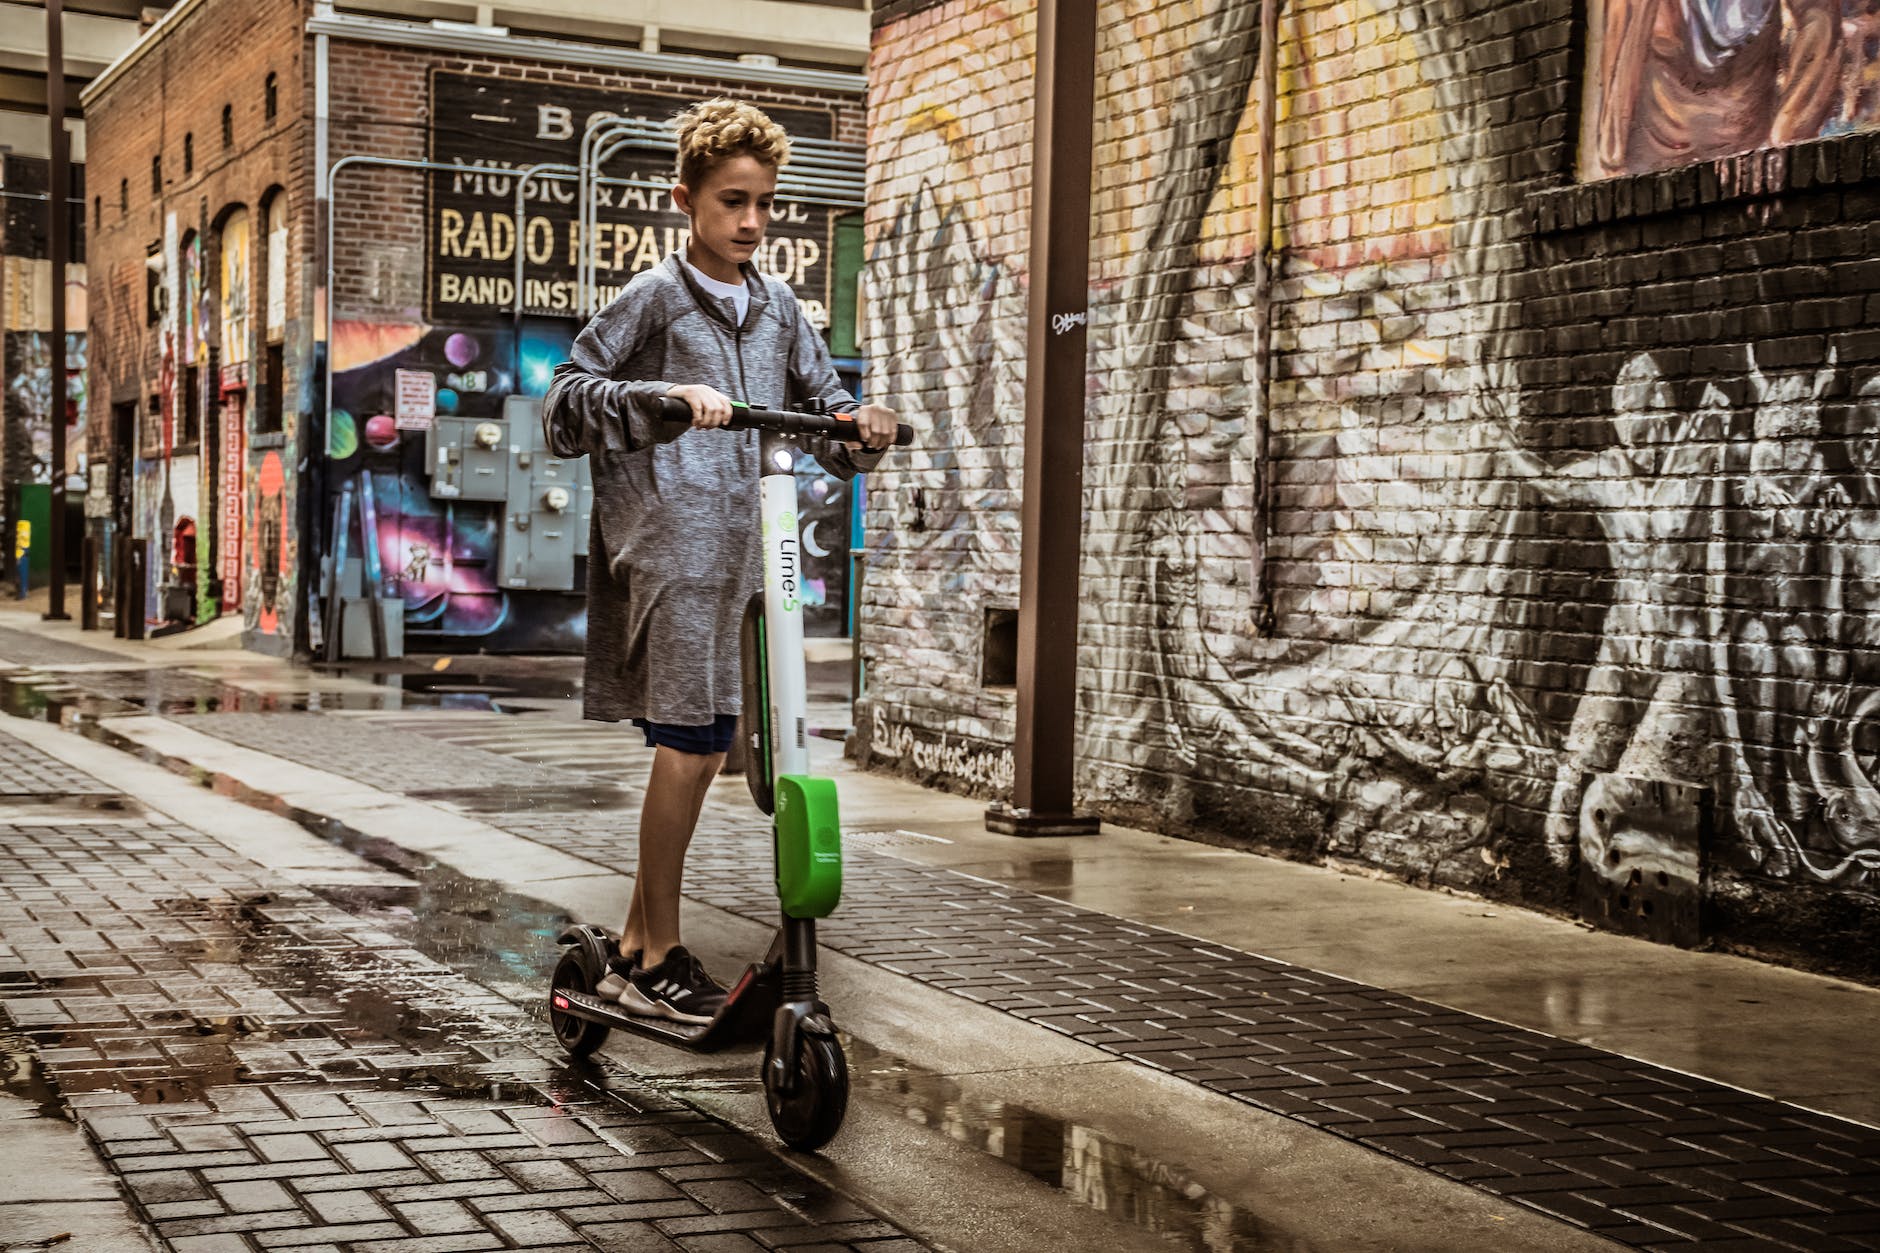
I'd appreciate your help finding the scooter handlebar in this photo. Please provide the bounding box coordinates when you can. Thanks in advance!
[657,395,914,447]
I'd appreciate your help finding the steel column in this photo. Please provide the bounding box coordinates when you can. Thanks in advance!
[45,0,70,621]
[986,0,1100,838]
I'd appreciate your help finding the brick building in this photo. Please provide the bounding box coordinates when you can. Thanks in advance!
[855,0,1880,975]
[82,0,866,652]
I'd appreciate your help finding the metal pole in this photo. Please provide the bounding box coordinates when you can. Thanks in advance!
[44,0,70,621]
[80,533,97,629]
[1249,0,1279,636]
[986,0,1100,837]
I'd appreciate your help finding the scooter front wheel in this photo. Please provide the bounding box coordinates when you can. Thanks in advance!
[549,950,610,1058]
[763,1033,848,1151]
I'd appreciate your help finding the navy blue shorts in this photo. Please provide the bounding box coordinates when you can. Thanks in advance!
[632,713,739,756]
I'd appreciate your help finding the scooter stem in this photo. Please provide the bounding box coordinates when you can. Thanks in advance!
[758,428,810,781]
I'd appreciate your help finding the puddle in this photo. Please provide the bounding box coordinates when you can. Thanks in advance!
[408,784,633,814]
[0,794,147,819]
[845,1037,1310,1252]
[335,661,584,715]
[0,1031,68,1120]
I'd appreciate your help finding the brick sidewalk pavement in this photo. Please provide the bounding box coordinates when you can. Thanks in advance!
[0,721,924,1253]
[245,708,1878,1253]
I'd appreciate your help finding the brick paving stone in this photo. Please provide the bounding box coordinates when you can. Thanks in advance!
[302,1188,395,1224]
[486,1209,586,1244]
[581,1224,685,1253]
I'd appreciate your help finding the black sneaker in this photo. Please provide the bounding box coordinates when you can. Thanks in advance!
[594,949,641,1004]
[624,946,727,1025]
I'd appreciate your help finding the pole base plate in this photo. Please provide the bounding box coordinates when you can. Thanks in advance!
[984,804,1101,837]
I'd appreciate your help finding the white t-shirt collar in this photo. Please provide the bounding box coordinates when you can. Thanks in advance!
[683,250,750,324]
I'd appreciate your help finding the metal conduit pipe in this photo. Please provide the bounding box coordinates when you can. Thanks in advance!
[513,161,578,344]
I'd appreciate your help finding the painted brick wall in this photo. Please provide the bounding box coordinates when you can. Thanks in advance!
[324,43,865,323]
[858,0,1880,978]
[87,0,305,430]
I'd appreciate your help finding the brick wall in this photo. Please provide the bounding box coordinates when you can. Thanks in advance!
[859,0,1880,978]
[85,0,308,649]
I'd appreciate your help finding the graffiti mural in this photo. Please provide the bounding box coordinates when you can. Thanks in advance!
[3,331,87,484]
[1583,0,1878,179]
[329,316,861,652]
[861,0,1880,960]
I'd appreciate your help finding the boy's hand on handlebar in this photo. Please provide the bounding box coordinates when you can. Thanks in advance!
[849,403,899,452]
[667,384,734,430]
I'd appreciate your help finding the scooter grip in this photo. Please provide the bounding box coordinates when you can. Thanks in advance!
[657,394,694,424]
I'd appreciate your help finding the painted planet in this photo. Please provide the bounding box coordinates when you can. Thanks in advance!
[328,409,358,459]
[434,388,460,414]
[444,333,480,368]
[364,413,399,450]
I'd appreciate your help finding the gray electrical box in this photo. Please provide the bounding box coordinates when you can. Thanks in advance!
[427,416,510,501]
[497,395,592,591]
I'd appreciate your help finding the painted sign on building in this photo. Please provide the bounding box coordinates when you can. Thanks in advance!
[426,72,836,324]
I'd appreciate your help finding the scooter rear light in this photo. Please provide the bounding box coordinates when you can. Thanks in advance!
[553,995,571,1009]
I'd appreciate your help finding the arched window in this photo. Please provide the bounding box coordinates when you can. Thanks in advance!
[222,104,233,149]
[119,178,127,212]
[184,133,194,175]
[265,73,278,123]
[151,154,162,195]
[93,196,100,230]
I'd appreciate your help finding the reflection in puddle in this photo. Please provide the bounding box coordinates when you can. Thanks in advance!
[0,664,585,722]
[838,1037,1311,1253]
[407,784,632,814]
[0,1031,67,1119]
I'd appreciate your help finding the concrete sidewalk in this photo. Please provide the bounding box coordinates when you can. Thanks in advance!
[4,603,1879,1251]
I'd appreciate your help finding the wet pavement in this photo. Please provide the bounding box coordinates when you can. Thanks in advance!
[0,720,924,1253]
[3,612,1880,1251]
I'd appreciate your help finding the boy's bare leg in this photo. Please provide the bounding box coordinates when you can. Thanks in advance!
[621,745,725,964]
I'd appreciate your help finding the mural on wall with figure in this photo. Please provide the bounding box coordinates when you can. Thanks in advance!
[862,0,1880,948]
[1582,0,1878,179]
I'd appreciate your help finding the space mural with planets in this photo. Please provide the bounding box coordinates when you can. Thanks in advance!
[327,319,855,650]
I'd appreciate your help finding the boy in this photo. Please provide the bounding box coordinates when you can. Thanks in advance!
[542,99,897,1024]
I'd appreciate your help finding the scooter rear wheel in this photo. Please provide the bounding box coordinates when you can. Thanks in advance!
[763,1033,848,1151]
[549,950,610,1058]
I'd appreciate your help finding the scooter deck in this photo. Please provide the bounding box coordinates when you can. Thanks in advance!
[554,927,781,1053]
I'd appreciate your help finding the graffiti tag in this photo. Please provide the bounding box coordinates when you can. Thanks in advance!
[1051,311,1088,336]
[870,705,1015,793]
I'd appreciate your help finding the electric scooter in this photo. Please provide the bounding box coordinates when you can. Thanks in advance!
[548,396,913,1152]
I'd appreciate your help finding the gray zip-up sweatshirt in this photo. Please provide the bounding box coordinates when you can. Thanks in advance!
[543,253,878,726]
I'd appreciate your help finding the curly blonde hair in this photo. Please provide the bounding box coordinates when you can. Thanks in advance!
[673,99,791,189]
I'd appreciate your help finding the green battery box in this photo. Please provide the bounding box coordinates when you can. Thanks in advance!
[774,774,842,919]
